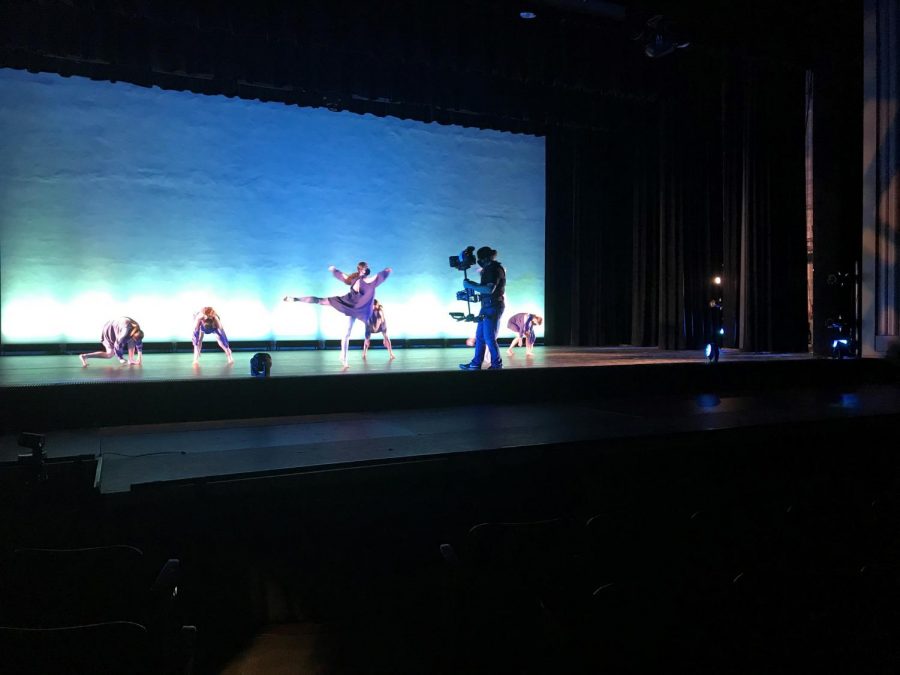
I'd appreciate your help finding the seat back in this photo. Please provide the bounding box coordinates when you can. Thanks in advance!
[0,621,151,675]
[0,545,147,626]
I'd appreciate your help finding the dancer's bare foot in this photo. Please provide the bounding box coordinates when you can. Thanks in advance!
[507,350,513,356]
[227,357,234,365]
[79,355,87,367]
[389,353,396,360]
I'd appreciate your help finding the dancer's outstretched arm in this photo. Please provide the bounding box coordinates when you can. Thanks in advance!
[329,265,349,283]
[371,268,393,287]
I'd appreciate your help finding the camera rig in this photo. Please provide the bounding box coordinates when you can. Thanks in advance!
[449,246,481,322]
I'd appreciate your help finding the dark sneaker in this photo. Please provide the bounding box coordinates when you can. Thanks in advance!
[458,363,481,370]
[487,364,503,370]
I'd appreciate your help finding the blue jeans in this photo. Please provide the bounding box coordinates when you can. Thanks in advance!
[469,306,503,368]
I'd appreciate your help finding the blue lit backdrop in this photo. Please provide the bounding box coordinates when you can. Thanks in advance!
[0,69,544,343]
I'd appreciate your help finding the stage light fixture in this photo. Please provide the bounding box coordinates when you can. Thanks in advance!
[250,352,272,377]
[705,271,724,364]
[827,315,856,359]
[831,338,851,359]
[634,15,690,59]
[519,10,537,19]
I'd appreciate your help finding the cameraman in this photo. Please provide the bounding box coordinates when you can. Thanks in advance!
[459,246,506,370]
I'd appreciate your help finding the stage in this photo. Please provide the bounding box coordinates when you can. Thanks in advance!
[3,346,900,497]
[0,344,814,387]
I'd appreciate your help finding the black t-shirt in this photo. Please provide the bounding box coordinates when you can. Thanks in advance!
[480,260,506,307]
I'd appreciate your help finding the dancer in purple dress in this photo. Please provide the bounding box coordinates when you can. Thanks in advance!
[284,262,392,367]
[79,317,143,366]
[506,312,543,356]
[363,299,396,360]
[192,306,234,365]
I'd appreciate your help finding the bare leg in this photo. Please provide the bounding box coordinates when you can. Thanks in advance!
[507,335,523,356]
[79,350,118,366]
[216,337,234,364]
[383,334,396,359]
[193,339,203,364]
[341,317,356,367]
[293,296,331,305]
[526,333,536,356]
[363,337,370,359]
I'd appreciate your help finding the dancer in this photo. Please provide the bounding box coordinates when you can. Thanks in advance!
[506,312,543,356]
[284,262,392,367]
[363,299,396,360]
[79,317,143,366]
[192,306,234,365]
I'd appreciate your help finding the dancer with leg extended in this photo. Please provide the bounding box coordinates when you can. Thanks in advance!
[506,312,543,356]
[363,299,396,360]
[284,262,392,368]
[192,306,234,365]
[79,317,144,366]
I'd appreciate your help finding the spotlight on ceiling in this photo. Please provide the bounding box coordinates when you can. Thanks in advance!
[519,10,538,19]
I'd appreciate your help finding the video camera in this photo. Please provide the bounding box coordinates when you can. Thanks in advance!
[449,246,481,323]
[449,246,477,271]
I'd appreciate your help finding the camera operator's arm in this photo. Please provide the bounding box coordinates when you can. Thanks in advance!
[463,278,495,295]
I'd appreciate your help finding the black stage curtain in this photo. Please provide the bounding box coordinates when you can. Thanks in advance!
[545,120,636,346]
[653,55,724,350]
[723,60,808,352]
[546,54,808,352]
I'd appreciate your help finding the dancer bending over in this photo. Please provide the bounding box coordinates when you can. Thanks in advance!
[284,262,392,367]
[363,299,396,360]
[192,306,234,365]
[79,317,143,366]
[506,313,543,356]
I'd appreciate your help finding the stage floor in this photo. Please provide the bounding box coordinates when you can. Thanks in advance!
[4,347,898,497]
[2,382,900,495]
[0,345,813,387]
